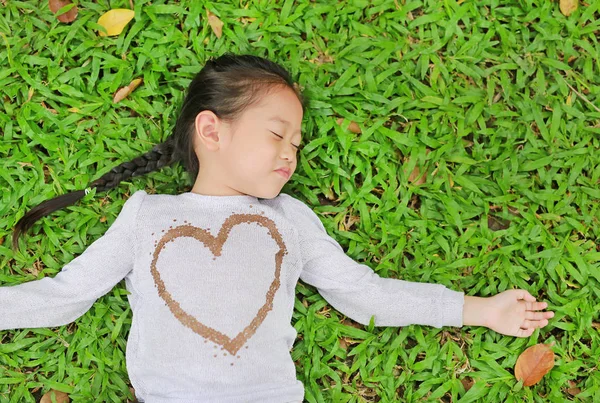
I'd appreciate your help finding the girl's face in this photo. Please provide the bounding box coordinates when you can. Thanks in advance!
[192,86,303,199]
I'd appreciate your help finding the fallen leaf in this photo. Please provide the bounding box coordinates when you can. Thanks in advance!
[461,376,474,392]
[48,0,78,23]
[409,166,426,185]
[404,157,426,185]
[40,101,58,114]
[40,389,70,403]
[127,386,137,403]
[559,0,578,16]
[336,118,361,133]
[97,9,135,37]
[488,215,511,231]
[345,322,362,330]
[514,343,555,387]
[207,9,223,38]
[113,78,143,103]
[127,78,143,92]
[566,380,581,396]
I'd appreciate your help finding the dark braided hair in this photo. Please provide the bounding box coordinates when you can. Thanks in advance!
[12,52,307,251]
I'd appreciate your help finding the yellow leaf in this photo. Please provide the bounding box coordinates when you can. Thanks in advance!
[113,78,143,103]
[559,0,577,16]
[98,9,135,37]
[206,9,223,38]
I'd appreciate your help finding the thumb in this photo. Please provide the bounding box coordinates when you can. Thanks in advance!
[517,289,536,302]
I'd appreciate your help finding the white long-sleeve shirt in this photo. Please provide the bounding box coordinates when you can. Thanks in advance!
[0,190,464,402]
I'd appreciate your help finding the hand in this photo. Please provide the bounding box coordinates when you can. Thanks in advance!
[484,289,555,338]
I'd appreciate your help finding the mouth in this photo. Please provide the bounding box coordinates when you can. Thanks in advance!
[275,168,291,179]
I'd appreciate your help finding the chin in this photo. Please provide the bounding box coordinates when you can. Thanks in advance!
[260,189,282,199]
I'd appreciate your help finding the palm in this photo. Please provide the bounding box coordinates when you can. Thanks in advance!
[484,289,554,338]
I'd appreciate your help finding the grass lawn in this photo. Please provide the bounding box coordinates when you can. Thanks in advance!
[0,0,599,402]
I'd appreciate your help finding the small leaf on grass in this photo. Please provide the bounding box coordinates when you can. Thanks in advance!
[461,376,474,392]
[113,78,143,103]
[408,165,426,185]
[559,0,578,16]
[40,389,70,403]
[336,118,361,134]
[207,9,223,38]
[404,156,427,185]
[48,0,78,23]
[514,343,555,386]
[98,9,135,37]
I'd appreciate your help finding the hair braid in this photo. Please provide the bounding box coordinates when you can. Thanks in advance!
[88,136,178,193]
[12,137,178,251]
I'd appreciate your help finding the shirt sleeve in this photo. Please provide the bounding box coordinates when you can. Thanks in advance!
[0,189,146,331]
[282,194,464,328]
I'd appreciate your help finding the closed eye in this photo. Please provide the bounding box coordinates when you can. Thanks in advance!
[270,131,300,149]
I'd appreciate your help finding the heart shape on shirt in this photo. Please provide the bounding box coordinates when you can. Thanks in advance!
[149,213,286,356]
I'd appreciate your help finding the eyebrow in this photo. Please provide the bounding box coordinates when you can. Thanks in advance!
[268,116,302,135]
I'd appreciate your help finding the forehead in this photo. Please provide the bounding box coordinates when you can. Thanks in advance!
[256,87,303,123]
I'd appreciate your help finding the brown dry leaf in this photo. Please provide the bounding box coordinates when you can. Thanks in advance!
[48,0,78,23]
[461,376,474,392]
[113,78,143,103]
[207,9,223,38]
[405,160,426,185]
[97,9,135,37]
[514,343,555,386]
[342,319,363,329]
[335,118,361,134]
[559,0,578,16]
[127,386,137,402]
[40,389,70,403]
[41,101,58,114]
[566,380,581,396]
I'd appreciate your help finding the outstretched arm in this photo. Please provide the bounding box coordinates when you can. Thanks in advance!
[283,194,464,329]
[464,290,554,338]
[0,190,145,331]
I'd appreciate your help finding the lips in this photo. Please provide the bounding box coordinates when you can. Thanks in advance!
[275,168,291,178]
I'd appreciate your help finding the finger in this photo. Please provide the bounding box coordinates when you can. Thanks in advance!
[518,289,537,302]
[526,301,549,311]
[516,327,535,338]
[525,311,555,321]
[522,318,550,329]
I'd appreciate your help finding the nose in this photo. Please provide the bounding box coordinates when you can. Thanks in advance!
[279,142,296,161]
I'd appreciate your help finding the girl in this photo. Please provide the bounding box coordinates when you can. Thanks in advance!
[6,53,554,403]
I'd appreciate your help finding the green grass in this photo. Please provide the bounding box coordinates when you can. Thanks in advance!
[1,0,599,402]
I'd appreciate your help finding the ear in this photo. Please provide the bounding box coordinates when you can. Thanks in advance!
[194,111,223,151]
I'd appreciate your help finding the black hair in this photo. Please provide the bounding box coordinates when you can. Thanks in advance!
[12,52,307,251]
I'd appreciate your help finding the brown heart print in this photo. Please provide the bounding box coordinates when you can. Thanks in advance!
[150,213,286,356]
